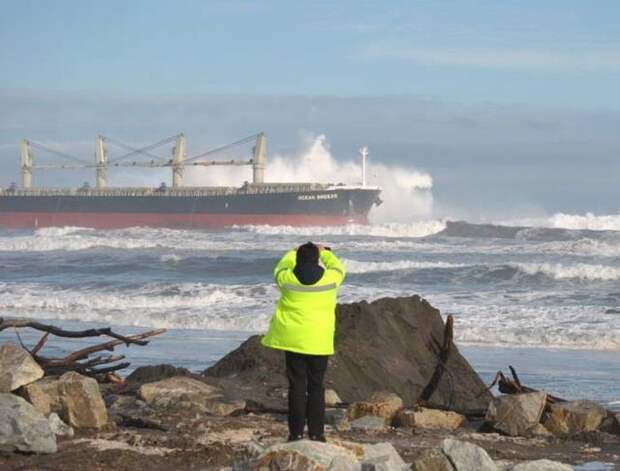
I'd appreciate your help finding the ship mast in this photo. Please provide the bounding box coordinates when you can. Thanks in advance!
[172,134,186,188]
[252,132,267,184]
[20,139,33,189]
[359,146,368,187]
[95,135,108,189]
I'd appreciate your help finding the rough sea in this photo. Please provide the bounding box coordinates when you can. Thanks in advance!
[1,214,619,410]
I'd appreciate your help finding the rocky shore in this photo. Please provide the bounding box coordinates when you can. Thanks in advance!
[1,296,619,470]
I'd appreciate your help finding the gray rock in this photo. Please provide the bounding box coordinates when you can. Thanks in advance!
[347,391,404,423]
[125,364,192,385]
[543,400,608,436]
[485,392,547,436]
[138,376,223,409]
[48,412,74,438]
[0,393,57,454]
[411,448,455,471]
[0,342,44,393]
[351,415,388,431]
[325,408,348,425]
[325,388,342,407]
[395,407,466,431]
[361,442,408,471]
[510,459,572,471]
[441,438,497,471]
[203,398,246,416]
[252,439,359,470]
[21,372,108,429]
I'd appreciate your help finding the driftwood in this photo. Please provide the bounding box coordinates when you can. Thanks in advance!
[419,314,454,402]
[483,365,566,408]
[0,317,166,382]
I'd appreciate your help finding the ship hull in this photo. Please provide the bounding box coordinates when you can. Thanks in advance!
[0,187,380,229]
[0,211,368,229]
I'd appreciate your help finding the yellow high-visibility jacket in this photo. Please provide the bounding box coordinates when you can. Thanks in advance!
[261,249,346,355]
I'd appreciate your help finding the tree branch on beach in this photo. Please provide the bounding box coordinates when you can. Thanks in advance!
[482,366,567,408]
[0,317,166,382]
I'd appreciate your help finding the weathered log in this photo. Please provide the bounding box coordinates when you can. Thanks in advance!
[1,317,166,382]
[484,366,566,408]
[419,314,454,402]
[0,317,151,346]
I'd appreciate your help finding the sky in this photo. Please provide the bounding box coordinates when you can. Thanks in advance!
[1,0,619,219]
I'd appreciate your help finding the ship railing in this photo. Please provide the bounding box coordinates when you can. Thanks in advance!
[0,182,341,197]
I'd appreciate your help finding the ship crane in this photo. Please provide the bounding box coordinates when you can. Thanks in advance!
[19,133,267,189]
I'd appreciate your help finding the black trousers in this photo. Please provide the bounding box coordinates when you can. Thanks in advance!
[285,351,328,438]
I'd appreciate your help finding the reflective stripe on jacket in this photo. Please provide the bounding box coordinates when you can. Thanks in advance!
[261,249,346,355]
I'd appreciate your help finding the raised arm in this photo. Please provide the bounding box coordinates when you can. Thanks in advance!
[274,249,297,287]
[320,249,346,286]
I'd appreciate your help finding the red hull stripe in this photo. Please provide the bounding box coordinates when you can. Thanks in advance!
[0,212,368,229]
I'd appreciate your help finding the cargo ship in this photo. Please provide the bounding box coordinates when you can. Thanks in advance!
[0,133,382,229]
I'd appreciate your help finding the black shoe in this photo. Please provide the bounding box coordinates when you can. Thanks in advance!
[309,435,326,443]
[287,435,303,442]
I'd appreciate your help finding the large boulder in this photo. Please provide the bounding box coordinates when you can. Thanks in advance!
[440,439,497,471]
[21,371,108,429]
[543,400,608,436]
[0,342,44,393]
[205,296,492,414]
[0,393,57,454]
[485,392,547,436]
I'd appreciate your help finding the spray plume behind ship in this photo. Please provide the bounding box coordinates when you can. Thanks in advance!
[0,133,382,229]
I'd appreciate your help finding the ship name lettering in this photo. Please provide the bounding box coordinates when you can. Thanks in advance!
[298,193,338,201]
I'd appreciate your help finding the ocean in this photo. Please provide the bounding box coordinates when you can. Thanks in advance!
[1,215,619,411]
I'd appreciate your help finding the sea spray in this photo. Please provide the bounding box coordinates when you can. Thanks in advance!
[183,134,434,222]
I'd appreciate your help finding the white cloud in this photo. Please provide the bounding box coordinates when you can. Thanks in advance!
[364,45,620,71]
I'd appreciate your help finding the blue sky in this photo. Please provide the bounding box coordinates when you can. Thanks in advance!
[1,1,619,217]
[1,0,619,107]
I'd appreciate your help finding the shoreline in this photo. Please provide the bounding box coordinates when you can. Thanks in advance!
[1,319,618,411]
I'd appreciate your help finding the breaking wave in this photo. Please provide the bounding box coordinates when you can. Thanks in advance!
[237,220,446,238]
[503,212,620,232]
[343,259,463,274]
[515,262,620,281]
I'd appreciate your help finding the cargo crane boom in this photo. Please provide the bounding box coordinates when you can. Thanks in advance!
[19,132,267,189]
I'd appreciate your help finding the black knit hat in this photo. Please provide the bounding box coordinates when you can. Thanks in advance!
[296,241,319,264]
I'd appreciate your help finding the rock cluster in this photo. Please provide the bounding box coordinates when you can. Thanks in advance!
[484,392,619,440]
[0,344,106,453]
[205,296,492,414]
[1,296,618,468]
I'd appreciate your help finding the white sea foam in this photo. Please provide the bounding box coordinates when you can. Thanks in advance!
[184,133,435,222]
[237,220,446,238]
[504,212,620,232]
[427,292,620,351]
[343,258,462,274]
[0,282,276,332]
[516,262,620,281]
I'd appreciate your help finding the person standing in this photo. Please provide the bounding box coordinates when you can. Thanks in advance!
[261,242,346,442]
